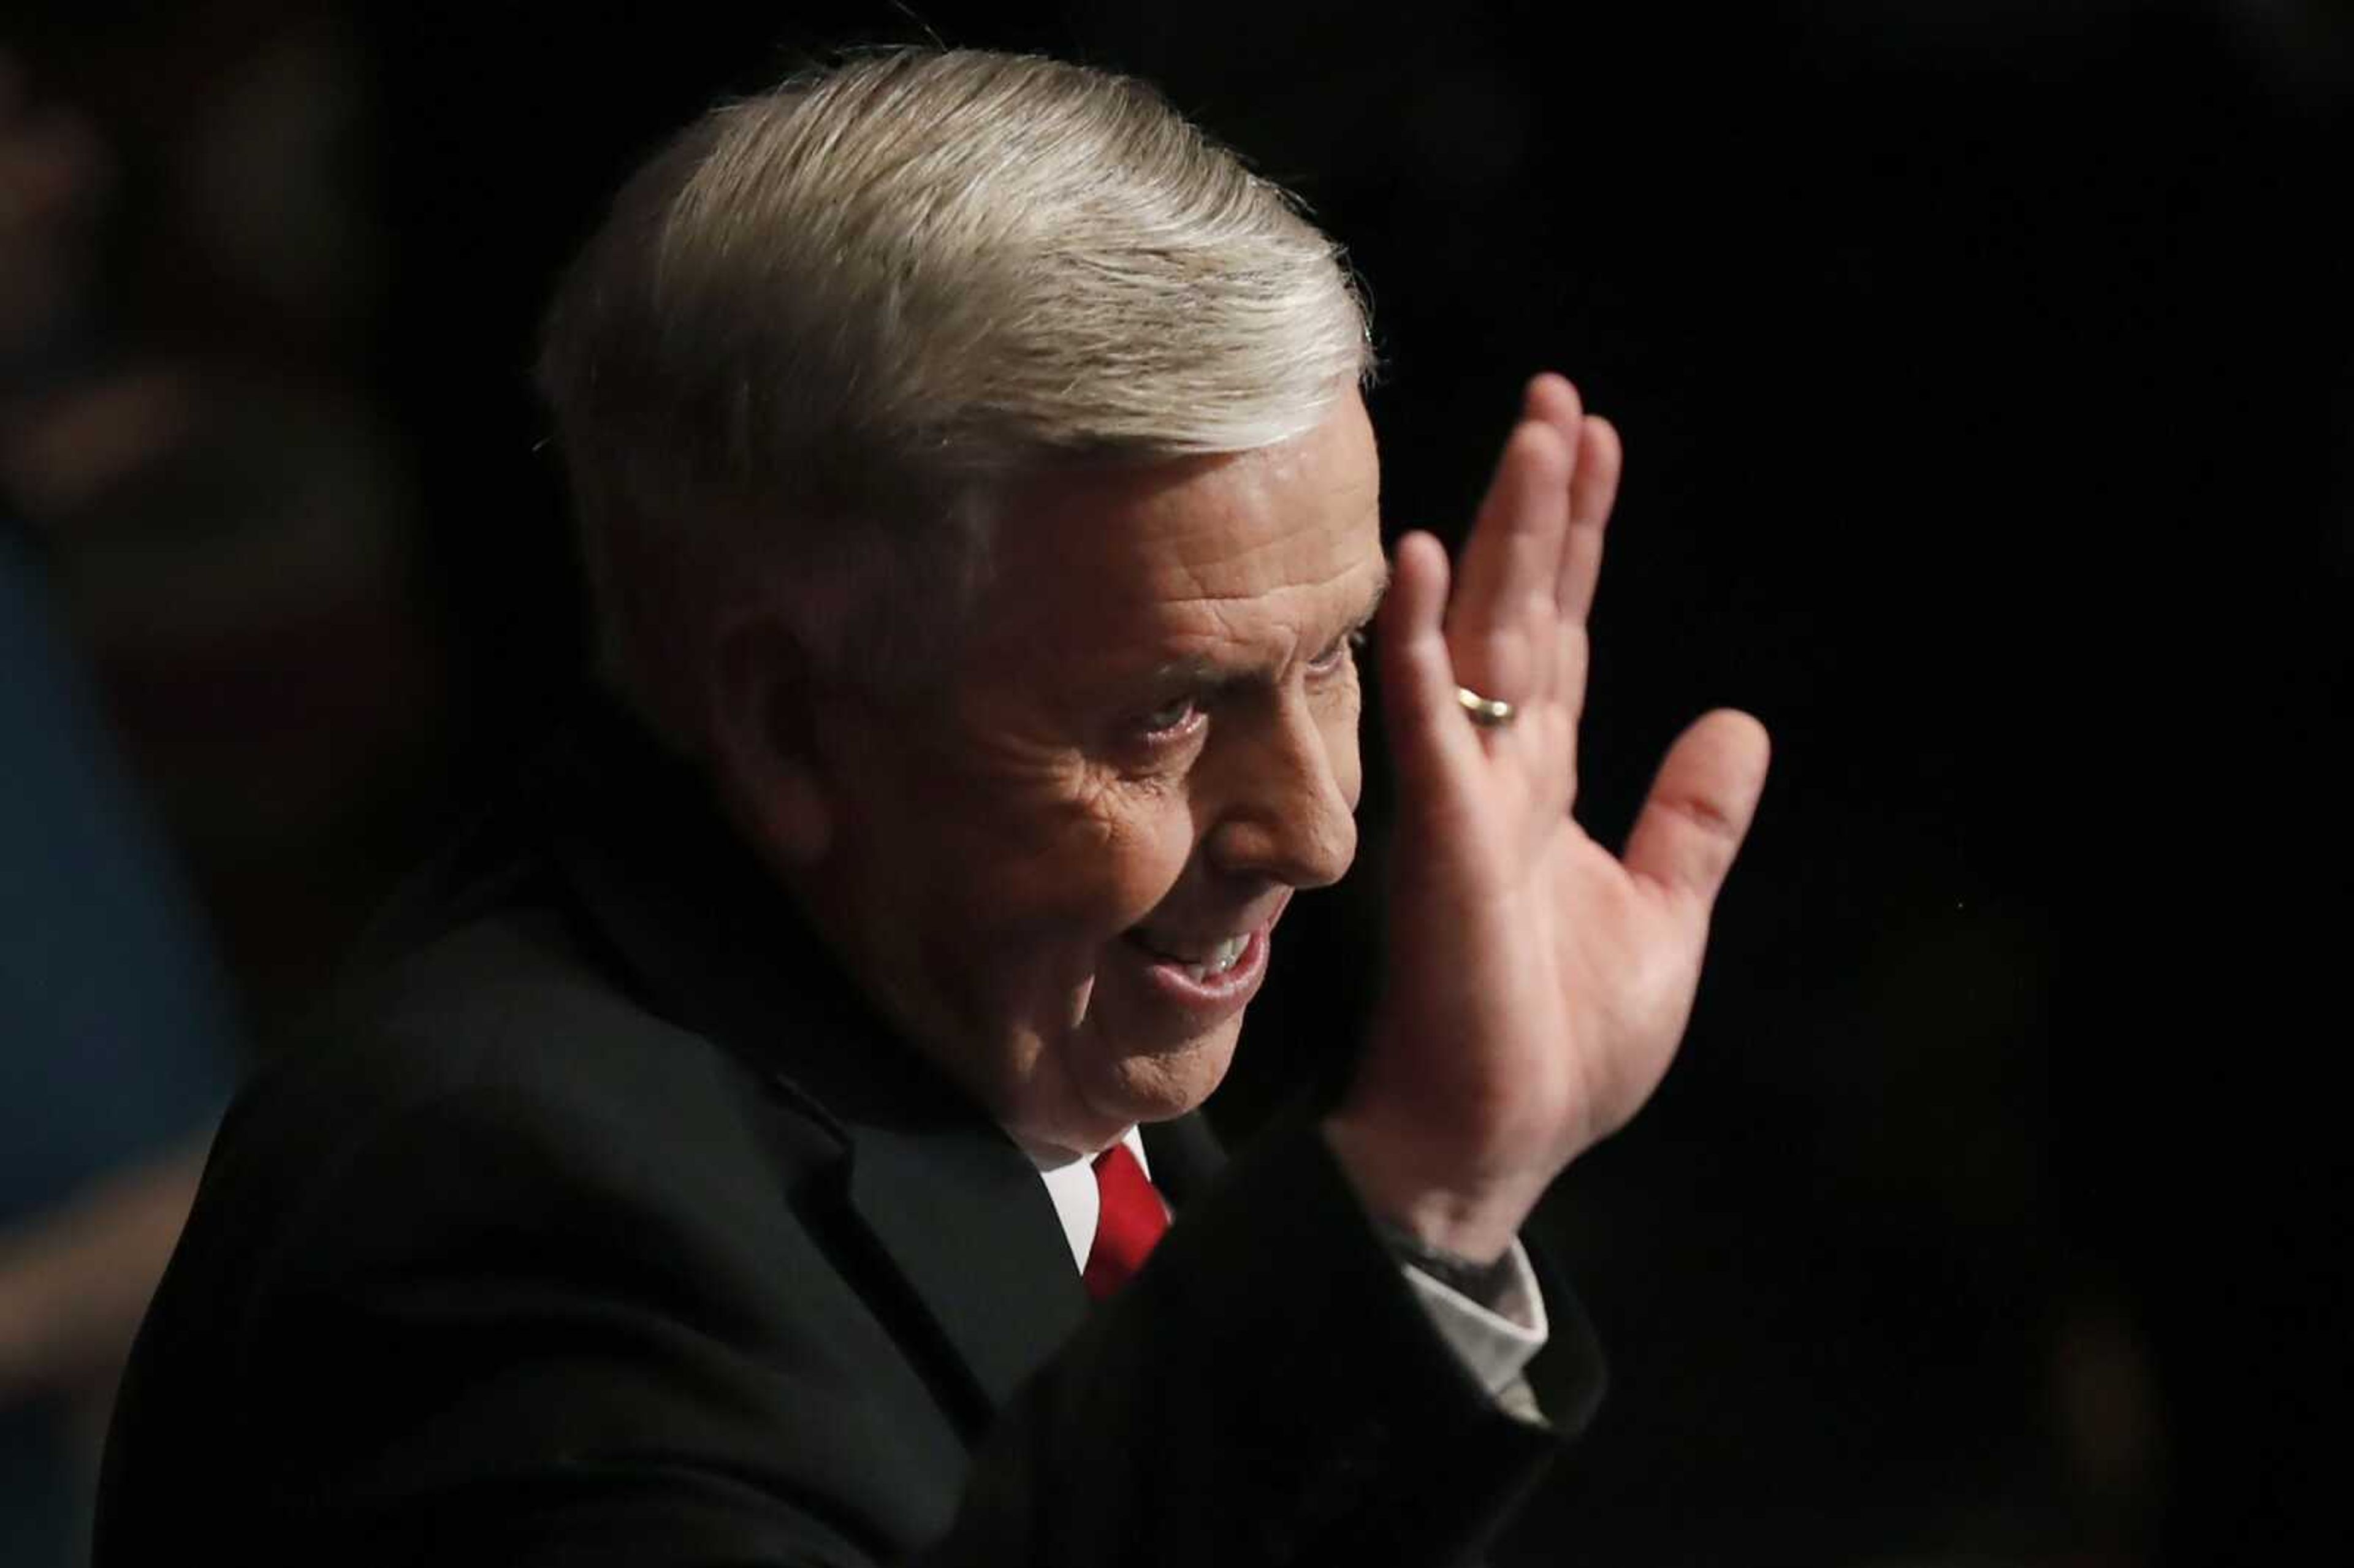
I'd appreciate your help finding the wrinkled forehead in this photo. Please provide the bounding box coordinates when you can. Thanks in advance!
[975,394,1385,668]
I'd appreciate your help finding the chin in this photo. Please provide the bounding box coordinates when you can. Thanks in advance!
[995,1012,1246,1155]
[1088,1018,1243,1128]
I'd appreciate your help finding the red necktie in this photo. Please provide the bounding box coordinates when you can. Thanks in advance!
[1080,1142,1169,1300]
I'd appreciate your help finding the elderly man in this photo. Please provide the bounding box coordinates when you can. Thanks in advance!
[96,48,1767,1566]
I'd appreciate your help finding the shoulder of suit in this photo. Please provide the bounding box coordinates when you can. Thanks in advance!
[215,902,847,1222]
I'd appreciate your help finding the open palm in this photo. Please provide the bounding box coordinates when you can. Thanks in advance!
[1327,375,1771,1262]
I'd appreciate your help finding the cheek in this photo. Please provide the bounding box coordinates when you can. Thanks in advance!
[970,773,1201,940]
[1076,783,1202,931]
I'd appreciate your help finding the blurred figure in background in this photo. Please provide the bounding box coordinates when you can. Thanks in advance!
[4,27,450,1562]
[2,55,237,1567]
[1,15,452,1040]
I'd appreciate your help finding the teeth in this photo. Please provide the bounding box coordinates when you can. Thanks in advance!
[1179,935,1249,982]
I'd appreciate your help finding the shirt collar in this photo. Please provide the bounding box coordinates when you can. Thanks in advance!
[1027,1127,1152,1271]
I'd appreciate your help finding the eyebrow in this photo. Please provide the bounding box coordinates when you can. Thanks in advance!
[1145,564,1392,692]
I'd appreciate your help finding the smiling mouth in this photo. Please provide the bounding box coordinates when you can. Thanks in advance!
[1123,929,1251,983]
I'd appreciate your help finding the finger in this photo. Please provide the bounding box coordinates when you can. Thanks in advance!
[1445,378,1580,702]
[1546,413,1618,745]
[1523,372,1586,458]
[1621,709,1770,907]
[1557,414,1620,619]
[1379,531,1485,818]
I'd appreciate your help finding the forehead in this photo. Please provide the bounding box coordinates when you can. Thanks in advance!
[977,392,1386,671]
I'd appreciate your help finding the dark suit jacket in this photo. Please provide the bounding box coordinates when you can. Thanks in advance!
[94,701,1605,1566]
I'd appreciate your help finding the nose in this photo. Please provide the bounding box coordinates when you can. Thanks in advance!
[1200,687,1358,889]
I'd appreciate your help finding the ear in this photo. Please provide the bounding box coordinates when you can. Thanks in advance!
[706,611,834,867]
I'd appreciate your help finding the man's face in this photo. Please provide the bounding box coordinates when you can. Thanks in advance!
[803,390,1387,1156]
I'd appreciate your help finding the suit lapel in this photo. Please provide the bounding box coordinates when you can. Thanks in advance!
[535,700,1088,1427]
[841,1116,1087,1415]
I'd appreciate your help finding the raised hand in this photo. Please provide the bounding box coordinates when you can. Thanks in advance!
[1325,375,1771,1263]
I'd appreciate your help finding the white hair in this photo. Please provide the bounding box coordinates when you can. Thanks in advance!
[536,47,1373,748]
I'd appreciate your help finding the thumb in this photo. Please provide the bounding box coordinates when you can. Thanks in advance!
[1621,709,1770,906]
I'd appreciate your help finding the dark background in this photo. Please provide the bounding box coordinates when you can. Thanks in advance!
[6,1,2347,1562]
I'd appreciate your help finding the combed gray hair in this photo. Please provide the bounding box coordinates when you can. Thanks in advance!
[536,47,1374,749]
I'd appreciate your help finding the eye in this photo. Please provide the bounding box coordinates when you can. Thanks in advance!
[1307,628,1368,676]
[1135,695,1203,741]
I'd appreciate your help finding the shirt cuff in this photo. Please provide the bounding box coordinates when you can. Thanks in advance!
[1400,1239,1549,1401]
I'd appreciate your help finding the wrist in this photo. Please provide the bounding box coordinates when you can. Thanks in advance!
[1319,1113,1536,1266]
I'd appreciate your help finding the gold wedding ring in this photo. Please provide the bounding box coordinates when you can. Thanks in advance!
[1455,686,1517,729]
